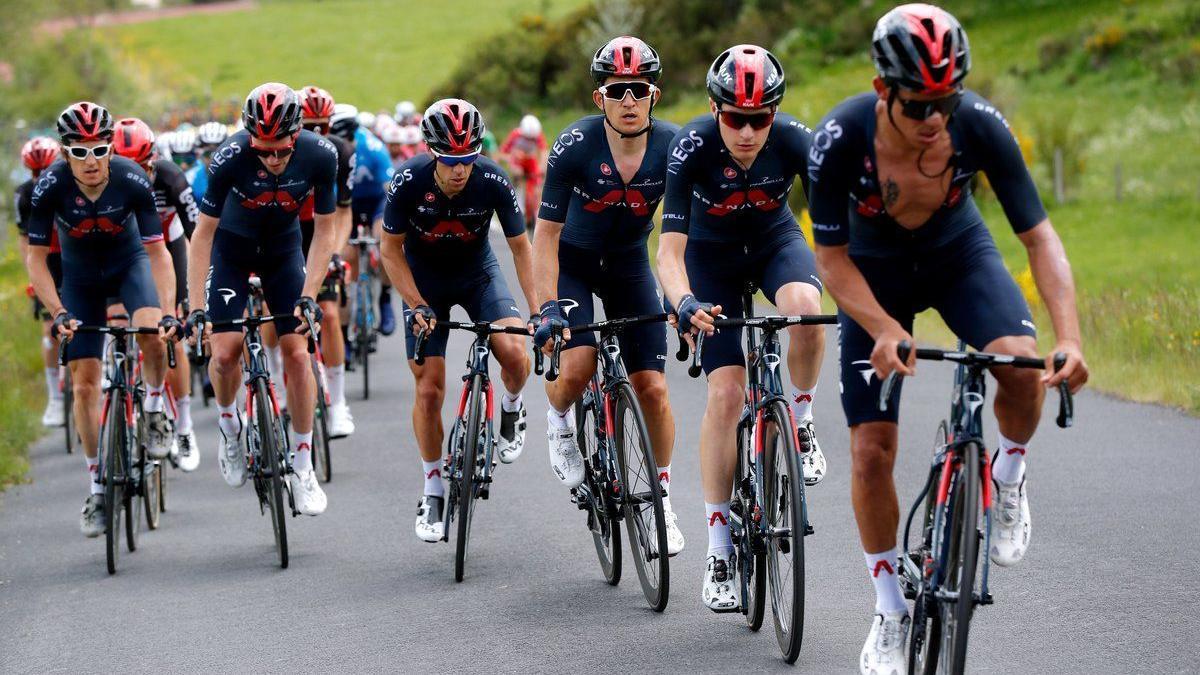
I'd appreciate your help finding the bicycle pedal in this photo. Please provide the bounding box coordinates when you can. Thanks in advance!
[979,592,994,606]
[804,524,815,536]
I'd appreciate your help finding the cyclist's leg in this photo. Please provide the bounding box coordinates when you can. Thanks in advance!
[317,268,348,409]
[164,235,191,430]
[118,255,166,390]
[205,231,253,407]
[469,265,528,395]
[260,241,312,433]
[547,250,599,413]
[61,280,107,457]
[760,234,825,414]
[403,287,451,465]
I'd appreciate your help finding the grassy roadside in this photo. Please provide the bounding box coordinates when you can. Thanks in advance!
[0,245,46,488]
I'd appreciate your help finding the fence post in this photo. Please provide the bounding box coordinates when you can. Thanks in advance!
[1053,148,1065,204]
[1115,161,1122,202]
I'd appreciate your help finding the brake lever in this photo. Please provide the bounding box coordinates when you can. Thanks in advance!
[1053,352,1073,428]
[878,340,912,411]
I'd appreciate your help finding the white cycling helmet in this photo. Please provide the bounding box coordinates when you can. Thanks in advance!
[169,128,196,155]
[395,100,417,122]
[381,124,403,145]
[154,132,174,161]
[196,121,228,147]
[519,114,542,138]
[357,110,376,132]
[330,103,359,141]
[398,125,422,145]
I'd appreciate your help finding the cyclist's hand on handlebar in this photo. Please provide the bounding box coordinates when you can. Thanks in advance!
[870,325,916,380]
[1043,340,1088,393]
[534,300,568,354]
[52,311,77,341]
[158,315,183,341]
[293,296,323,334]
[185,309,209,347]
[409,304,436,335]
[526,311,540,335]
[676,294,720,336]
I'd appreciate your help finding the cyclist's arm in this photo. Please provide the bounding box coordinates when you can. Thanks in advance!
[25,244,64,319]
[146,241,176,315]
[379,231,425,309]
[491,166,538,312]
[25,174,64,316]
[187,213,217,315]
[532,132,581,307]
[164,163,199,239]
[303,148,341,301]
[1018,220,1087,389]
[654,232,691,309]
[531,218,562,307]
[131,169,175,313]
[658,129,695,307]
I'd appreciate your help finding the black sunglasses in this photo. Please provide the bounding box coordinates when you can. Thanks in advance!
[599,81,656,101]
[896,91,963,121]
[251,143,295,160]
[718,110,775,131]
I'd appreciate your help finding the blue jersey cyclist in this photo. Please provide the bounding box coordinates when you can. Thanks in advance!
[531,36,687,556]
[186,82,337,517]
[380,99,537,544]
[806,6,1090,672]
[25,102,179,539]
[656,45,829,612]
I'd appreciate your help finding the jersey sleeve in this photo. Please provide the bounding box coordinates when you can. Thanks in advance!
[964,94,1047,234]
[499,129,517,154]
[489,163,525,237]
[164,164,199,238]
[127,167,164,243]
[200,138,241,218]
[381,174,409,236]
[778,114,815,199]
[336,140,355,207]
[806,112,856,247]
[661,124,700,236]
[26,172,59,247]
[15,184,32,236]
[311,137,339,216]
[535,125,580,224]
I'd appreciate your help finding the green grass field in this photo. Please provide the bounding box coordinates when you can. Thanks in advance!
[0,248,46,487]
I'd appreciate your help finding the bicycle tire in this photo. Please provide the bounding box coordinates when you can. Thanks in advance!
[939,442,981,673]
[313,385,332,483]
[256,379,289,569]
[360,332,371,400]
[144,453,161,531]
[576,394,621,585]
[738,418,767,631]
[764,400,806,663]
[158,453,168,513]
[454,374,484,582]
[910,422,949,675]
[104,396,124,575]
[614,382,669,611]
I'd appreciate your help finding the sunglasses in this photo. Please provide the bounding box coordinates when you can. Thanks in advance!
[432,150,480,167]
[598,82,656,101]
[896,91,963,121]
[251,143,295,160]
[66,144,112,160]
[718,110,775,131]
[302,121,330,135]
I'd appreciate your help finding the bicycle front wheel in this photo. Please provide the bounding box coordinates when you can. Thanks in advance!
[576,392,620,585]
[939,442,981,673]
[764,400,806,663]
[313,382,332,483]
[256,380,289,569]
[125,412,143,553]
[103,397,125,575]
[614,382,669,611]
[454,375,484,582]
[144,455,161,531]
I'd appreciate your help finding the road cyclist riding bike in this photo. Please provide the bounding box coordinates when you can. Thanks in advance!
[379,98,537,545]
[25,101,179,539]
[186,82,337,519]
[805,5,1090,672]
[532,35,687,559]
[657,44,829,618]
[499,113,548,232]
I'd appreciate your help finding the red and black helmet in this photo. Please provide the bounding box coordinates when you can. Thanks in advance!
[21,137,61,171]
[56,102,114,144]
[113,118,156,164]
[242,82,303,141]
[871,3,970,95]
[420,99,486,156]
[591,36,661,86]
[706,45,785,109]
[300,85,336,120]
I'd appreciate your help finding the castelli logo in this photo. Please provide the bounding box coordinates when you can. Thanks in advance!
[75,196,85,206]
[257,170,268,179]
[723,166,737,180]
[425,192,436,203]
[599,163,612,176]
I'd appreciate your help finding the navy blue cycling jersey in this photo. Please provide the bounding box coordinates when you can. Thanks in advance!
[199,129,338,239]
[26,156,163,275]
[537,115,680,251]
[807,90,1046,256]
[14,179,33,235]
[151,158,198,242]
[382,154,524,263]
[662,113,812,244]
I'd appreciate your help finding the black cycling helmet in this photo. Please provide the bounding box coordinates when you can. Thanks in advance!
[242,82,303,141]
[591,36,661,86]
[706,45,785,109]
[420,99,486,156]
[57,101,114,144]
[871,3,970,94]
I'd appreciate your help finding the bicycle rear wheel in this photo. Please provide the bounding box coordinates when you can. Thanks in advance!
[576,393,621,585]
[614,382,668,611]
[313,381,332,483]
[103,398,124,575]
[454,375,484,582]
[939,443,981,673]
[256,380,289,569]
[763,400,806,663]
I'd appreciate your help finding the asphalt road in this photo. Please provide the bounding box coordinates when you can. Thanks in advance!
[2,229,1197,673]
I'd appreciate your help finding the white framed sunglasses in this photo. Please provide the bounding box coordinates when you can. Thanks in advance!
[66,143,112,160]
[598,82,658,101]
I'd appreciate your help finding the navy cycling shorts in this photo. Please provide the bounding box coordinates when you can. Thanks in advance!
[206,228,307,335]
[838,227,1037,426]
[402,255,522,360]
[60,253,159,361]
[557,242,667,374]
[685,230,822,375]
[352,194,386,231]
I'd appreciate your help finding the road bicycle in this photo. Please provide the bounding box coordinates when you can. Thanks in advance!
[346,228,381,399]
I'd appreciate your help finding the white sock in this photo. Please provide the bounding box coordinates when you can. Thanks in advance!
[328,364,346,407]
[546,405,574,431]
[217,402,241,437]
[993,433,1028,484]
[422,459,445,497]
[176,396,193,435]
[658,464,673,513]
[501,391,523,413]
[293,431,313,473]
[791,386,816,423]
[144,383,165,413]
[865,547,907,614]
[45,368,62,401]
[705,501,733,557]
[86,455,102,495]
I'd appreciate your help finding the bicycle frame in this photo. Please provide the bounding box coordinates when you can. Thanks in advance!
[446,330,498,500]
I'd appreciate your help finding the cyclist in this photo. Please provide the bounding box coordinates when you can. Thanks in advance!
[25,102,178,537]
[15,136,65,428]
[186,83,337,516]
[330,104,398,336]
[191,121,229,206]
[806,5,1090,671]
[380,99,536,543]
[296,84,356,437]
[383,124,425,169]
[112,117,202,472]
[499,113,548,231]
[169,127,198,176]
[394,100,419,127]
[531,36,685,554]
[657,45,827,611]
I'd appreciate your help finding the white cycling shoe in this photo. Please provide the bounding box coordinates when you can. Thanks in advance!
[144,411,174,460]
[415,495,445,542]
[175,430,200,472]
[290,468,327,516]
[702,552,740,612]
[798,419,827,486]
[79,494,106,538]
[547,427,584,488]
[991,471,1031,566]
[860,611,910,675]
[42,398,65,427]
[497,404,527,464]
[217,412,248,488]
[328,403,355,438]
[663,508,685,556]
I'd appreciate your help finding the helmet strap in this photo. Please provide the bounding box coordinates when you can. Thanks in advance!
[602,98,656,140]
